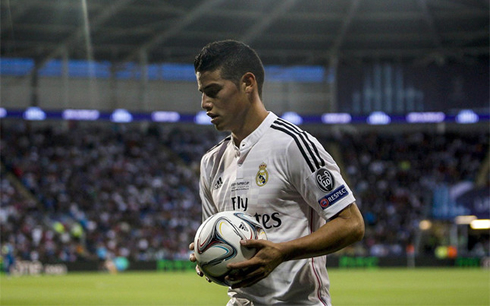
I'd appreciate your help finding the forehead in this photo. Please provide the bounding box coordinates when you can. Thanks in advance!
[196,70,223,89]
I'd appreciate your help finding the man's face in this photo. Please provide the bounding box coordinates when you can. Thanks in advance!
[196,69,248,132]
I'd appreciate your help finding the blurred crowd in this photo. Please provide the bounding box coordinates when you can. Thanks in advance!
[1,121,488,263]
[321,130,489,257]
[1,122,223,263]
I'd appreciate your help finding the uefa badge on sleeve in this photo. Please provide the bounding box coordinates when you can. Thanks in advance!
[315,168,334,192]
[317,185,349,210]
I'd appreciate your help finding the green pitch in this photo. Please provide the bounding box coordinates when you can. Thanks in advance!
[1,268,489,305]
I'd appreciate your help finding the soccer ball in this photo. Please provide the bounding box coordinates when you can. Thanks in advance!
[193,211,268,286]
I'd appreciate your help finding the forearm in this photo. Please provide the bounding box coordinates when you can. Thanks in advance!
[279,203,365,261]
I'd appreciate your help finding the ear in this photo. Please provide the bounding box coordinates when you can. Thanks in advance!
[241,72,256,94]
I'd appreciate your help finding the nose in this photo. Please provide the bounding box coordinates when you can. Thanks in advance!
[201,93,212,110]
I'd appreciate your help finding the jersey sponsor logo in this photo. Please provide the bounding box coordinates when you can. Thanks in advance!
[256,162,269,187]
[253,212,282,229]
[316,168,335,192]
[229,195,282,229]
[232,196,248,211]
[318,185,348,209]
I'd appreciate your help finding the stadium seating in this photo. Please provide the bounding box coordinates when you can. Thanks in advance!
[1,121,488,262]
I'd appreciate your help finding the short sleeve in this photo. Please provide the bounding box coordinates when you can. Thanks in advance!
[287,134,356,220]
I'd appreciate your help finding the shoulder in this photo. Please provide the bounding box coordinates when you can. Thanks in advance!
[269,117,320,149]
[270,117,314,139]
[201,135,232,163]
[269,118,302,143]
[269,118,326,173]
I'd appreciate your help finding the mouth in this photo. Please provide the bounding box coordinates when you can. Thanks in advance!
[207,112,218,122]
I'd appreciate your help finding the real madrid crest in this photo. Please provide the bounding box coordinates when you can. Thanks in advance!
[256,162,269,187]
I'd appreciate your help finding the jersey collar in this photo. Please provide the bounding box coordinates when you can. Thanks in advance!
[233,111,278,153]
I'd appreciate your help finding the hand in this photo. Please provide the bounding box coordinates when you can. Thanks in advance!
[189,242,212,282]
[225,239,286,289]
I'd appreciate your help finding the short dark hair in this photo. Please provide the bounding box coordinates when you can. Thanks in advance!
[194,40,265,97]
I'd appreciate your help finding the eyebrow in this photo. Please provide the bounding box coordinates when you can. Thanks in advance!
[199,83,221,93]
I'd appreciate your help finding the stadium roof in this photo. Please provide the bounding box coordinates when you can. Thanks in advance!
[1,0,488,71]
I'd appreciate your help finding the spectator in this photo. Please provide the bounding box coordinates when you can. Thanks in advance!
[1,121,488,261]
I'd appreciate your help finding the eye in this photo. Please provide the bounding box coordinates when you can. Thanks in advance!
[202,84,222,98]
[205,89,219,98]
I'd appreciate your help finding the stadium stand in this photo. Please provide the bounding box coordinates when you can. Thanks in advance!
[1,121,488,263]
[326,131,489,257]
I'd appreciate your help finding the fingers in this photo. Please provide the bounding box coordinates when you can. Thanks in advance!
[195,264,203,277]
[226,239,269,270]
[189,241,211,283]
[239,238,267,249]
[194,264,213,283]
[226,267,268,288]
[225,249,269,288]
[189,242,198,263]
[225,239,285,288]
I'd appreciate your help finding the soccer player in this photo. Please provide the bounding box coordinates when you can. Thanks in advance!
[189,40,364,306]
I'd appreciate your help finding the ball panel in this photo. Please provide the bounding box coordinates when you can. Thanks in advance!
[193,211,268,287]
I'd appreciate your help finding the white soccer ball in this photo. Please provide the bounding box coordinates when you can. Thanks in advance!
[193,211,268,286]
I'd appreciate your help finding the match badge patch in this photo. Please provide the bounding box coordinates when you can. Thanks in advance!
[256,163,269,187]
[318,185,348,209]
[316,168,335,192]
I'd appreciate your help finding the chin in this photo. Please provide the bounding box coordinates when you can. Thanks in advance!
[212,119,232,132]
[212,122,224,131]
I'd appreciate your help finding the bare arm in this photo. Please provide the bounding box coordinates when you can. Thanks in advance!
[226,203,364,288]
[280,202,364,261]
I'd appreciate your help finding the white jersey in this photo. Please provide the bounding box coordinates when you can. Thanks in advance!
[199,112,356,306]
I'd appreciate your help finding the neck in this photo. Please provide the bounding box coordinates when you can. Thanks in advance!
[232,107,268,147]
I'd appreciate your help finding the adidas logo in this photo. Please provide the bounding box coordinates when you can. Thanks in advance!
[214,177,223,189]
[239,222,248,231]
